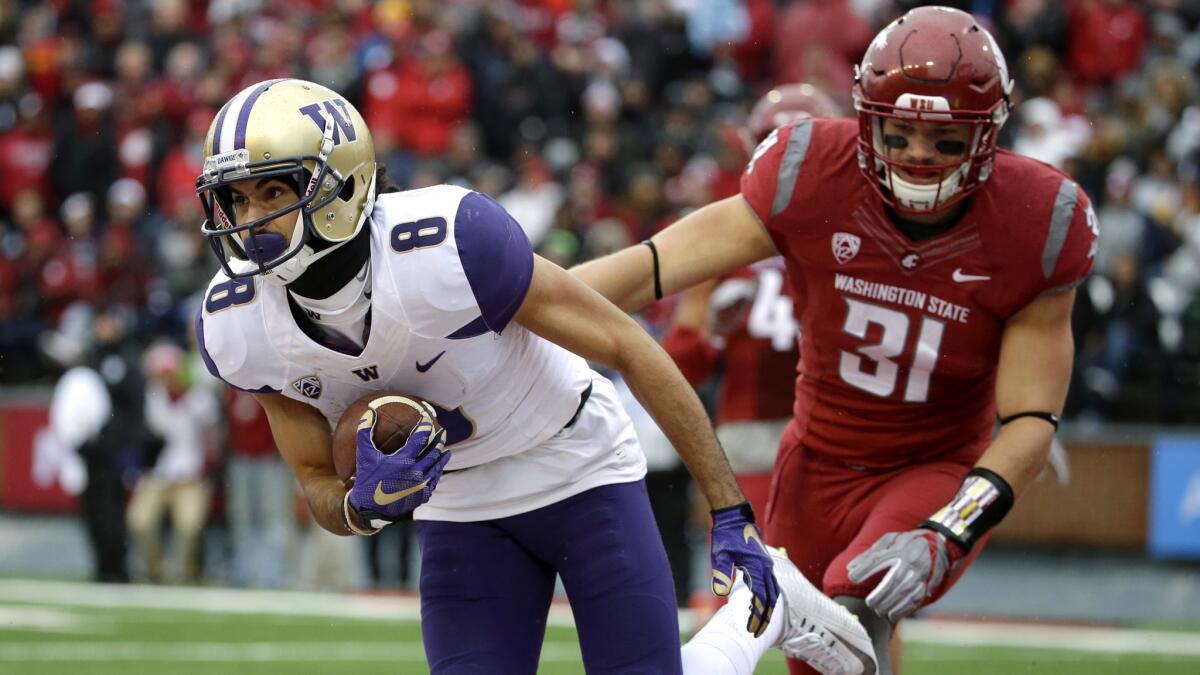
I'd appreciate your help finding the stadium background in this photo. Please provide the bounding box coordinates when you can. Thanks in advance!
[1,0,1199,673]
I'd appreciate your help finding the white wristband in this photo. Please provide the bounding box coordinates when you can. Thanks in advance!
[342,491,381,536]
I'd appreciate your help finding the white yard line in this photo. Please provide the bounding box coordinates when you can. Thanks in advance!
[0,579,424,621]
[902,619,1200,657]
[0,579,582,624]
[0,605,103,634]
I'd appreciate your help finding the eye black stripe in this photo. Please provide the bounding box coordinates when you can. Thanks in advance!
[936,140,967,155]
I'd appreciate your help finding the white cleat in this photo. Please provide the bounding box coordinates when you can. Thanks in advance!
[769,547,878,675]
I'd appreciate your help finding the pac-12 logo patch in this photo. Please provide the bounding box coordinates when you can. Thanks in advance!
[292,374,323,399]
[832,232,861,264]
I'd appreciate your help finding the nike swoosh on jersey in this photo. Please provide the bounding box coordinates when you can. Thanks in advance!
[374,480,429,505]
[415,351,446,373]
[952,268,991,282]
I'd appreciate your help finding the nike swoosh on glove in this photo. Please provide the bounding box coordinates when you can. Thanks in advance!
[347,411,449,527]
[710,502,780,637]
[846,529,964,622]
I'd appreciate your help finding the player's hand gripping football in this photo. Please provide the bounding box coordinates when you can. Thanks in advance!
[347,408,450,528]
[846,529,965,622]
[709,502,780,637]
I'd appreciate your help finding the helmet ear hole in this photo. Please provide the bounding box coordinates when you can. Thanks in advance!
[338,175,356,202]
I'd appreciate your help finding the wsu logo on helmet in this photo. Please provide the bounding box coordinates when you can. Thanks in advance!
[832,232,861,264]
[298,99,359,146]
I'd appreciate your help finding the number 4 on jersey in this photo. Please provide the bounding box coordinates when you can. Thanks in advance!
[746,268,798,351]
[838,297,945,403]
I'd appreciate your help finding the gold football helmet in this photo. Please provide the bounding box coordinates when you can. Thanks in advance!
[196,79,376,281]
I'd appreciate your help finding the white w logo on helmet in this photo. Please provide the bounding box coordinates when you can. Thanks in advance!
[298,99,359,146]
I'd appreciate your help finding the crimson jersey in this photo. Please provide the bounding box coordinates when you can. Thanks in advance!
[662,258,800,425]
[741,118,1097,468]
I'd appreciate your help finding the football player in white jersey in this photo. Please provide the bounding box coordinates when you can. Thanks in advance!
[193,79,872,675]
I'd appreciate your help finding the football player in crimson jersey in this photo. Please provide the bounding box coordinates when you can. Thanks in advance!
[575,6,1098,674]
[664,83,841,518]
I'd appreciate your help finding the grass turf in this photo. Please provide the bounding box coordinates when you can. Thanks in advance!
[2,601,1199,674]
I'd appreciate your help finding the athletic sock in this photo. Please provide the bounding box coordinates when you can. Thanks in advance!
[680,583,785,675]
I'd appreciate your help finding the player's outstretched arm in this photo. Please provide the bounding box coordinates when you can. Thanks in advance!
[253,392,356,535]
[571,195,777,312]
[516,254,780,635]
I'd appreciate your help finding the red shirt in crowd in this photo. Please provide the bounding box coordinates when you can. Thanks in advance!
[363,46,472,157]
[0,126,54,212]
[1066,0,1147,87]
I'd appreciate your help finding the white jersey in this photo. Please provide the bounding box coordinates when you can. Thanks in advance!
[197,185,646,520]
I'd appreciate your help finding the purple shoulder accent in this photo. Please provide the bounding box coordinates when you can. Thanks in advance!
[453,192,533,334]
[194,308,280,394]
[446,316,489,340]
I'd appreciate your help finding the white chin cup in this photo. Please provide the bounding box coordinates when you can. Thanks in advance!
[886,163,967,212]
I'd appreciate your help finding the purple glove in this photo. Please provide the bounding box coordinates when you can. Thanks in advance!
[710,502,779,637]
[347,412,449,528]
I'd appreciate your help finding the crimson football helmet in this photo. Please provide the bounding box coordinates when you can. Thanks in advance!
[742,83,843,153]
[854,7,1013,213]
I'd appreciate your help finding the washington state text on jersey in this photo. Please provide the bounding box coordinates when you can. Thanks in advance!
[833,273,971,324]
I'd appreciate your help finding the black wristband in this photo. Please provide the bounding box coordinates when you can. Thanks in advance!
[919,467,1015,552]
[642,239,664,301]
[998,410,1059,430]
[711,501,756,524]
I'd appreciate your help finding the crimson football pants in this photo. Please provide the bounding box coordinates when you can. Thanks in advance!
[764,444,988,675]
[416,480,682,674]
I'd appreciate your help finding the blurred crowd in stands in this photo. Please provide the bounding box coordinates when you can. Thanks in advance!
[3,0,1198,587]
[4,0,1200,420]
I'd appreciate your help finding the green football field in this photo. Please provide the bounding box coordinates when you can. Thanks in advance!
[2,580,1199,674]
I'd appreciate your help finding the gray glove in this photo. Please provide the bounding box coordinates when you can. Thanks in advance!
[846,529,960,622]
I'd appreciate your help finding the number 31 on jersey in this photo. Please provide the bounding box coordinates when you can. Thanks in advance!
[838,297,945,403]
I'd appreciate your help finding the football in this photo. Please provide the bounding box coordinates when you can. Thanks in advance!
[330,392,439,484]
